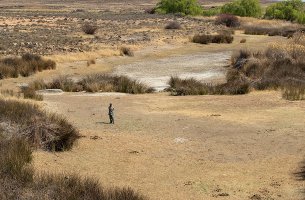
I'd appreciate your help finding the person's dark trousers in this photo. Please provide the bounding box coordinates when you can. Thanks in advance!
[109,115,114,124]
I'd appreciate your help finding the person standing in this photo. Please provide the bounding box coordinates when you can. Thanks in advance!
[108,103,114,124]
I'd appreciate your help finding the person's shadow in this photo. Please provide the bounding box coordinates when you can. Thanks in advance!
[96,122,111,125]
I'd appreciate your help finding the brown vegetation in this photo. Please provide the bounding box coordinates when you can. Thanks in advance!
[0,98,79,151]
[30,74,155,94]
[0,136,147,200]
[215,14,240,27]
[82,23,98,35]
[0,54,56,79]
[243,25,301,37]
[120,47,134,57]
[192,32,234,44]
[21,87,43,101]
[165,21,181,29]
[168,74,249,96]
[230,32,305,100]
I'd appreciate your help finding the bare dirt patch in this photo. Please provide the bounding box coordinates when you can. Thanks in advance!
[33,91,305,200]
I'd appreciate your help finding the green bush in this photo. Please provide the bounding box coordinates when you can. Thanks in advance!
[221,0,262,18]
[265,0,305,23]
[202,7,221,16]
[155,0,203,15]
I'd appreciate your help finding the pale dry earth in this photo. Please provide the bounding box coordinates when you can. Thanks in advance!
[33,91,305,200]
[0,1,303,199]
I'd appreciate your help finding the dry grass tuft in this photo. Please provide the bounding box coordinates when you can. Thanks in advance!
[0,98,79,151]
[21,87,43,101]
[168,75,249,96]
[30,74,155,94]
[120,47,134,57]
[0,54,56,79]
[87,58,96,66]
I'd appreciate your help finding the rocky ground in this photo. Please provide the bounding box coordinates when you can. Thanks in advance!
[0,2,228,56]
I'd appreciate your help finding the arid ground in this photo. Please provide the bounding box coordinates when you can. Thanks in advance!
[0,1,305,200]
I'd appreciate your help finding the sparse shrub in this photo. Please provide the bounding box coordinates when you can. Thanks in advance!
[243,25,299,37]
[221,0,262,18]
[192,33,234,44]
[22,87,43,101]
[145,7,156,14]
[0,54,56,79]
[155,0,203,16]
[120,47,134,57]
[215,14,240,27]
[192,34,212,44]
[240,38,247,43]
[82,23,98,35]
[165,21,181,29]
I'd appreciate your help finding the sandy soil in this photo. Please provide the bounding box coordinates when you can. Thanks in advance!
[0,2,303,198]
[33,91,305,200]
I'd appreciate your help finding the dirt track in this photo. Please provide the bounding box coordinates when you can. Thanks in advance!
[34,91,305,200]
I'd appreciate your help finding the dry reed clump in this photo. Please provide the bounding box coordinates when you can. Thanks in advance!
[0,54,56,79]
[0,137,33,183]
[0,98,79,151]
[21,87,43,101]
[0,137,148,200]
[30,74,155,94]
[168,74,250,96]
[230,33,305,100]
[192,32,234,44]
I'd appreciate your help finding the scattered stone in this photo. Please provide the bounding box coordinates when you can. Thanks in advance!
[250,194,262,200]
[210,114,221,117]
[37,89,64,94]
[174,137,188,144]
[183,181,194,186]
[218,193,229,197]
[90,136,102,140]
[129,150,140,154]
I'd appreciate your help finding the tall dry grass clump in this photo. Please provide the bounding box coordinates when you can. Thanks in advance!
[0,54,56,79]
[168,75,249,96]
[230,32,305,100]
[0,136,148,200]
[30,74,155,94]
[0,98,79,151]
